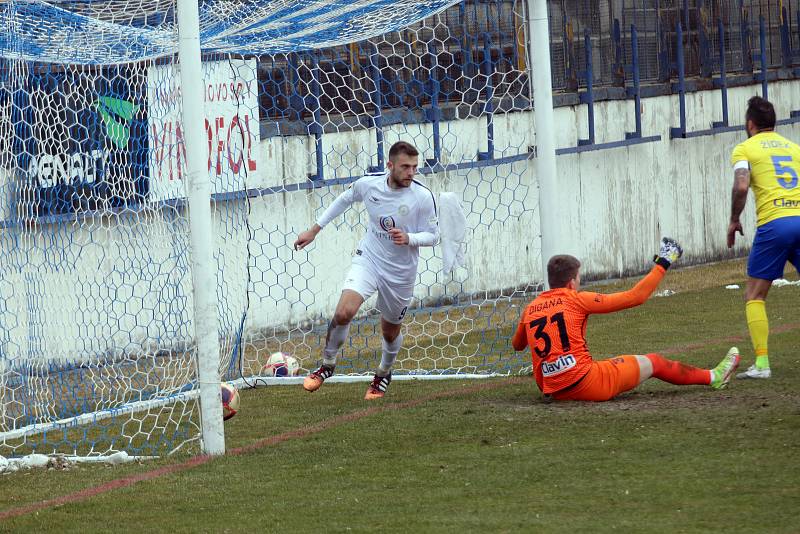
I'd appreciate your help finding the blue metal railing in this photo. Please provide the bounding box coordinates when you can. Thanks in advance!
[8,0,800,222]
[254,1,800,123]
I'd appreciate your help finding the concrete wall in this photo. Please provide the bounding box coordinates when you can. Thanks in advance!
[1,79,799,362]
[553,81,799,277]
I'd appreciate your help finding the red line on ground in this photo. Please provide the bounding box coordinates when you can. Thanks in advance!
[228,376,527,456]
[0,454,213,521]
[0,376,528,522]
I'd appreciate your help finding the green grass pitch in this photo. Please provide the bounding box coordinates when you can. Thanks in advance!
[1,258,798,533]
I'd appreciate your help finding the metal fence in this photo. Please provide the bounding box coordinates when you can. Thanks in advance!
[256,0,800,123]
[549,0,800,90]
[257,0,528,122]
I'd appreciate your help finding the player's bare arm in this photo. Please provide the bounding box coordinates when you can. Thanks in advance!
[727,168,750,248]
[294,224,322,250]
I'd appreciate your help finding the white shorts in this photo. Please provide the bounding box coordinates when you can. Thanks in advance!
[342,256,413,324]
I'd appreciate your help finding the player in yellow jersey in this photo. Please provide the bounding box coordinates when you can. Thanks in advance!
[728,96,800,379]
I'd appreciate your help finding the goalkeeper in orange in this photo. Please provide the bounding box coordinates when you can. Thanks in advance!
[512,238,741,401]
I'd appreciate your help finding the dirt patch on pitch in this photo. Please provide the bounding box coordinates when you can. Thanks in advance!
[491,386,798,414]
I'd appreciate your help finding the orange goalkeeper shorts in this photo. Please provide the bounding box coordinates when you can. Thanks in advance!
[551,356,641,402]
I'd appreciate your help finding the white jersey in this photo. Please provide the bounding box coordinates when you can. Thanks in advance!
[317,172,439,285]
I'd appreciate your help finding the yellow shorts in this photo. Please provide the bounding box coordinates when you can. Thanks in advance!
[552,356,641,402]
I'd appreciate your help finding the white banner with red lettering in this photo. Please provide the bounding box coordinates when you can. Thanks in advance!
[146,59,259,202]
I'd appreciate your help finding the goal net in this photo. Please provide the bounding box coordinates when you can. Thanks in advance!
[0,0,540,458]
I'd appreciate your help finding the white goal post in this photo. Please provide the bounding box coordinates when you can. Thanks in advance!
[176,0,225,455]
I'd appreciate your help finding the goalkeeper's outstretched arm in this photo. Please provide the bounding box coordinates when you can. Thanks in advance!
[578,266,667,313]
[578,237,683,314]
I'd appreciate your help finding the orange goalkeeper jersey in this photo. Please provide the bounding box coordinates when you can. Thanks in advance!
[512,265,667,394]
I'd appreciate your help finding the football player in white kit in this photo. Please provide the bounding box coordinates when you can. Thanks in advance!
[293,142,440,399]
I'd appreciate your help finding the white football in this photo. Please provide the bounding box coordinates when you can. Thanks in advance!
[261,352,300,377]
[221,382,240,421]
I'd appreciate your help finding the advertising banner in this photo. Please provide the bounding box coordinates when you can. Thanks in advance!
[147,59,260,202]
[19,66,148,217]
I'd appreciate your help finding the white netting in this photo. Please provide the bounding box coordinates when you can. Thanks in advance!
[0,0,541,457]
[1,0,462,63]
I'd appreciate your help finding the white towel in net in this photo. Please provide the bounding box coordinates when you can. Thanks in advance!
[438,192,467,275]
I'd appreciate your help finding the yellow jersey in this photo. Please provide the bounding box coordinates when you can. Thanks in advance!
[731,131,800,226]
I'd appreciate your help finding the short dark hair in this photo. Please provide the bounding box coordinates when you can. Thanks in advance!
[547,255,581,289]
[388,141,419,159]
[745,96,776,130]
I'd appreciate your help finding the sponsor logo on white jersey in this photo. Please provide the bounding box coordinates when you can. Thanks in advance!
[379,216,396,231]
[541,354,576,377]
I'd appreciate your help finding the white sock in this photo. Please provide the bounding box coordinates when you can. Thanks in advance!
[322,320,350,366]
[378,333,403,376]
